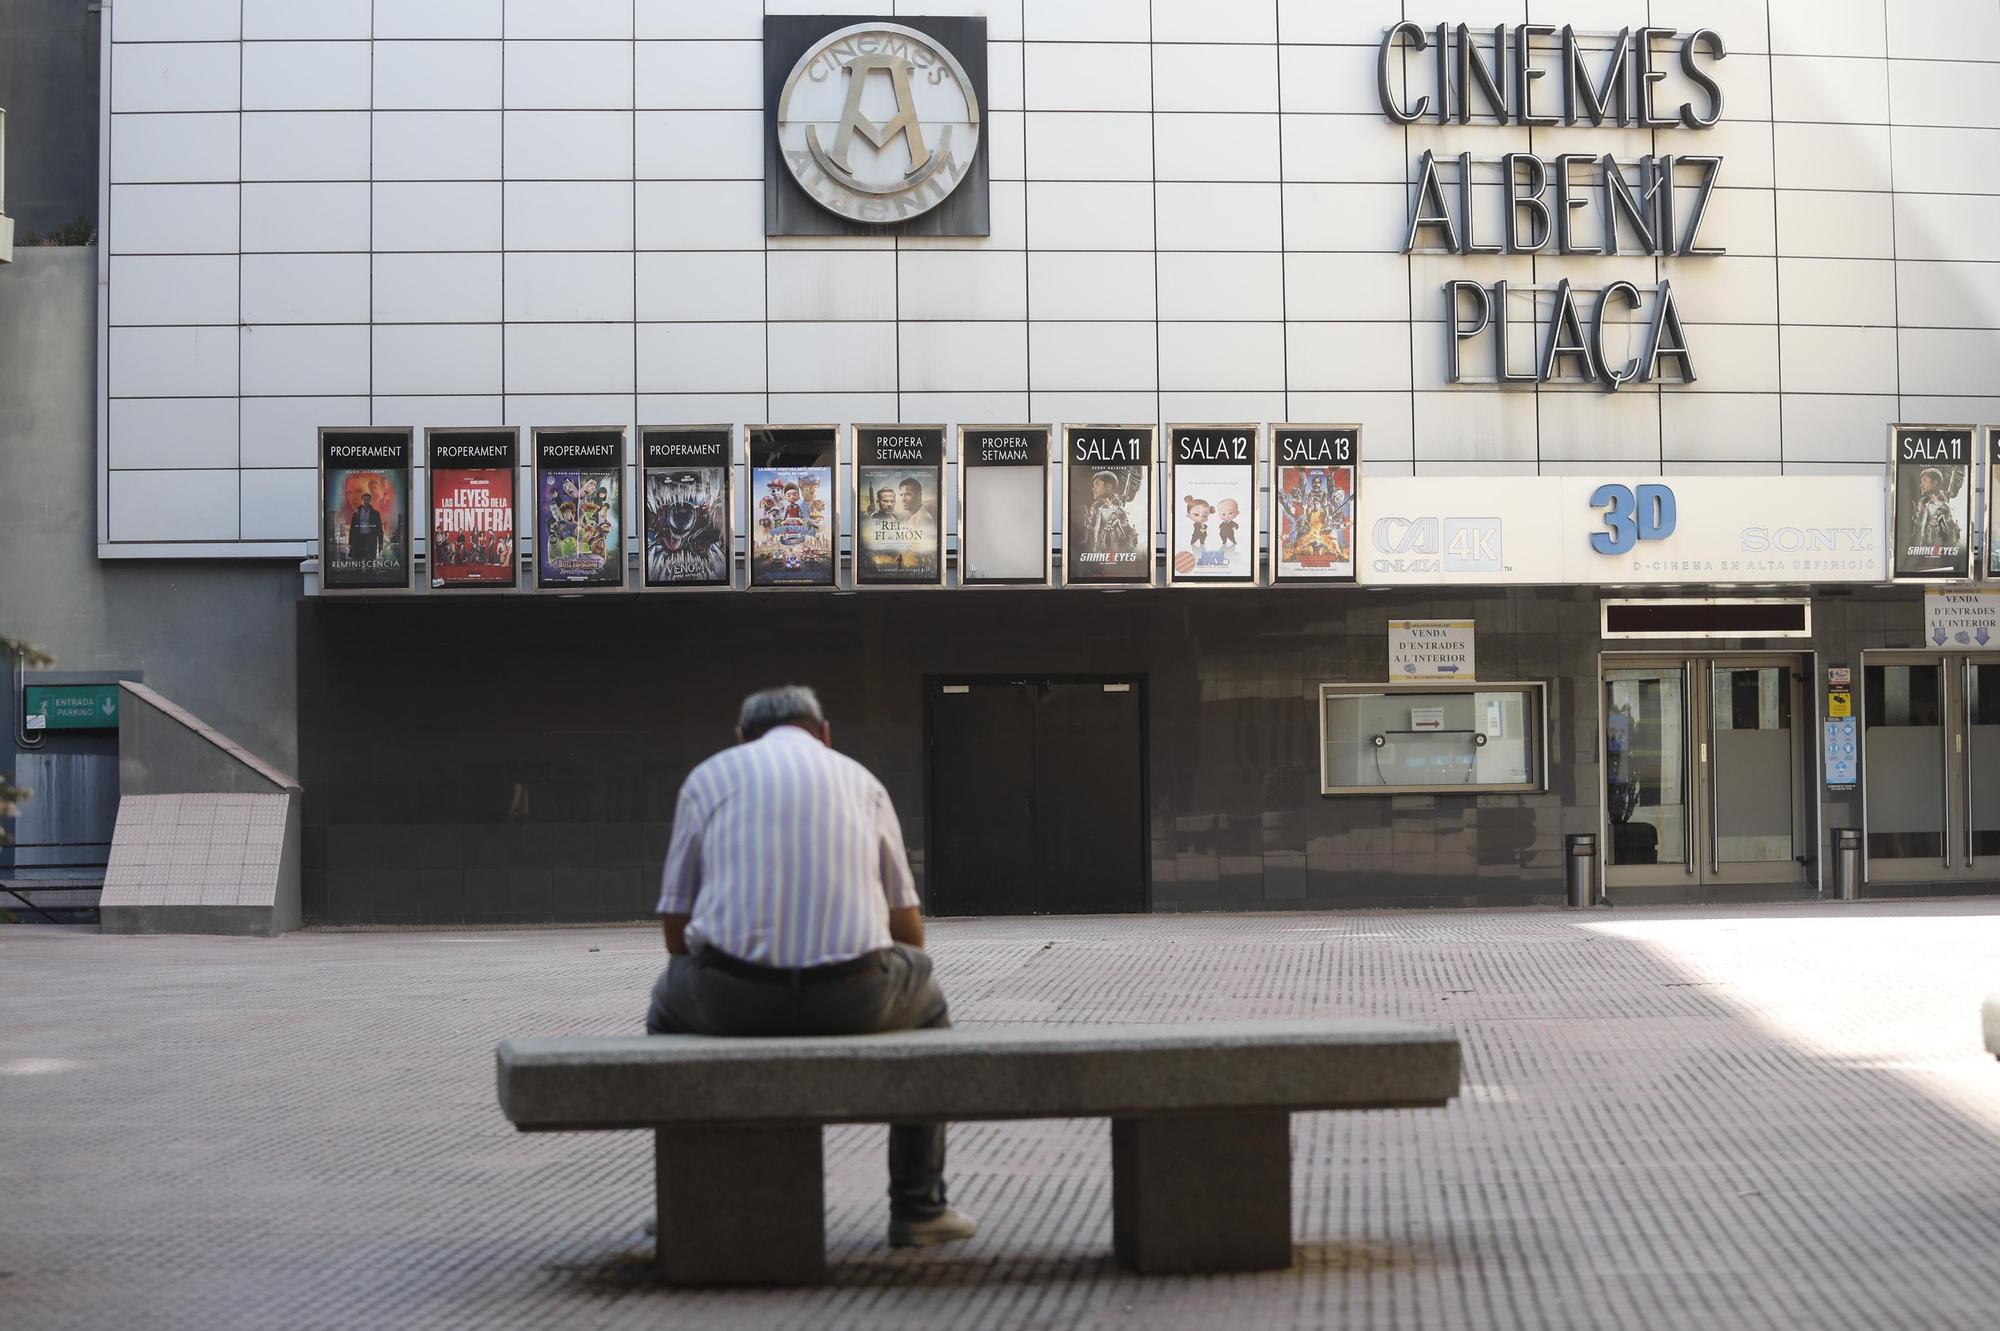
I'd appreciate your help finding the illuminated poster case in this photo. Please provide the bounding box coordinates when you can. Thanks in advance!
[1889,424,1974,583]
[318,426,414,594]
[1166,423,1259,586]
[748,424,840,589]
[1269,425,1360,586]
[533,427,627,593]
[640,426,733,591]
[426,427,518,592]
[958,424,1053,588]
[853,424,946,589]
[1063,424,1154,588]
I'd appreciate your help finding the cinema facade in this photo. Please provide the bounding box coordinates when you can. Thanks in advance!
[41,3,2000,923]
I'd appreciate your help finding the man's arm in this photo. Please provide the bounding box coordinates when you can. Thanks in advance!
[657,780,704,953]
[875,784,925,950]
[661,914,690,955]
[888,906,924,950]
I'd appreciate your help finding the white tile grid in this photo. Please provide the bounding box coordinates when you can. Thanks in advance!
[101,18,2000,547]
[100,794,290,909]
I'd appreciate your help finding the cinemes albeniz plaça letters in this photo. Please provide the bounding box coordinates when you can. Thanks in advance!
[1380,22,1726,390]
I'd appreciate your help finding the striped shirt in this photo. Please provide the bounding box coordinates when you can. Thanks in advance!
[656,725,920,967]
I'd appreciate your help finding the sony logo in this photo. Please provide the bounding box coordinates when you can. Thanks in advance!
[1739,527,1875,553]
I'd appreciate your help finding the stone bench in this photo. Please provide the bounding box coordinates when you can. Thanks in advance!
[496,1018,1461,1285]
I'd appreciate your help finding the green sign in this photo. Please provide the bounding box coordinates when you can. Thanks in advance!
[24,684,121,731]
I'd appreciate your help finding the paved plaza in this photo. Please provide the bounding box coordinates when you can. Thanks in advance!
[4,899,2000,1330]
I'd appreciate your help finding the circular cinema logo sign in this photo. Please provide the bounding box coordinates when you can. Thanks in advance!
[777,23,981,224]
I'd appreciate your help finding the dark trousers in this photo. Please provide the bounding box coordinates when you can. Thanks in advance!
[645,944,951,1218]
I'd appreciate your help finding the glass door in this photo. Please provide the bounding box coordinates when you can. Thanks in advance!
[1603,655,1808,894]
[1971,663,2000,871]
[1864,654,2000,887]
[1707,662,1800,882]
[1862,656,1949,882]
[1605,662,1691,884]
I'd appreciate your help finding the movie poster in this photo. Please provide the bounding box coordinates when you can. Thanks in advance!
[641,426,731,590]
[319,427,413,592]
[854,425,945,587]
[1892,425,1973,581]
[749,425,838,588]
[960,425,1051,586]
[1270,425,1359,585]
[1168,425,1258,585]
[1064,426,1153,586]
[1989,428,1999,580]
[534,427,625,591]
[426,428,517,590]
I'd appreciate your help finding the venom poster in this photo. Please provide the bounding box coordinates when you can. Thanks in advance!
[642,426,731,589]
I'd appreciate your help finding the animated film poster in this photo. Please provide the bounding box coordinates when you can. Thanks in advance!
[1892,425,1973,581]
[1168,425,1258,585]
[534,428,625,591]
[1064,426,1153,586]
[641,426,731,590]
[749,425,838,589]
[426,428,517,590]
[854,425,945,587]
[319,427,413,592]
[1271,425,1360,585]
[960,425,1051,586]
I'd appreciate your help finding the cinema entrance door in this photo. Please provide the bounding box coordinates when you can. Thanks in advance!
[925,678,1148,917]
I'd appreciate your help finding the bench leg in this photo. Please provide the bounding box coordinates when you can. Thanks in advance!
[655,1125,825,1285]
[1111,1113,1292,1274]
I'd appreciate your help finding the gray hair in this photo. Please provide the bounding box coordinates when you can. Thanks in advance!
[737,685,826,741]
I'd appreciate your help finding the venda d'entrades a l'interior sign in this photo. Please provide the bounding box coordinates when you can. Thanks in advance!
[1380,22,1729,389]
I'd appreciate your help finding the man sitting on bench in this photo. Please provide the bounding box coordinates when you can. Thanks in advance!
[646,684,978,1250]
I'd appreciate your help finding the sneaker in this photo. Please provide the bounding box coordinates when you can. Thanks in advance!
[888,1207,977,1249]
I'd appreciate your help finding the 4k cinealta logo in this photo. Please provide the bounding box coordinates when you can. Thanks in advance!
[1371,517,1504,574]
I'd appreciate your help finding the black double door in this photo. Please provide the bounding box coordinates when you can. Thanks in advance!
[926,679,1147,917]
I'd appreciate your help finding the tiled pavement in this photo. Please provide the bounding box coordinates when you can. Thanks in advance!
[3,899,1999,1331]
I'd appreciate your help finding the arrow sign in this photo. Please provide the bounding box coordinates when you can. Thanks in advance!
[1980,628,1993,647]
[1935,626,1950,645]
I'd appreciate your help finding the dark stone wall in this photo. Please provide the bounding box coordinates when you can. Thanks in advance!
[0,0,101,234]
[295,584,1937,926]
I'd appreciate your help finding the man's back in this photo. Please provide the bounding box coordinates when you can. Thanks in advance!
[660,725,915,968]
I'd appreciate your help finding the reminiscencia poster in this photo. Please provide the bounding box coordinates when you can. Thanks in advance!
[749,425,838,588]
[1064,425,1153,586]
[1892,425,1972,581]
[427,428,517,590]
[319,427,413,592]
[855,425,945,587]
[1271,426,1359,584]
[534,428,625,591]
[1168,425,1256,584]
[642,426,731,589]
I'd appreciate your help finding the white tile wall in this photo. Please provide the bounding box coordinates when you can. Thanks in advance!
[98,8,2000,552]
